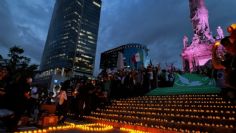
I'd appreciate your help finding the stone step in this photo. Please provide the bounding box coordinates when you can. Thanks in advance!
[114,98,228,102]
[86,116,236,133]
[102,106,236,115]
[93,109,236,119]
[108,103,236,110]
[91,111,236,125]
[117,94,221,100]
[87,94,236,133]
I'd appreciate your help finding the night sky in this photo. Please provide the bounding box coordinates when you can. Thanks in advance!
[0,0,236,75]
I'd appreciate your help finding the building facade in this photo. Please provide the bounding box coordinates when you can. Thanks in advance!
[40,0,101,76]
[38,0,101,91]
[100,43,150,70]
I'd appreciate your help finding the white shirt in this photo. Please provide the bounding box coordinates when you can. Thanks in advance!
[57,90,67,105]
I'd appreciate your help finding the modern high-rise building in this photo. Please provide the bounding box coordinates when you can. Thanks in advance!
[40,0,101,77]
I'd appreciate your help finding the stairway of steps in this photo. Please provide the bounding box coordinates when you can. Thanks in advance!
[85,94,236,133]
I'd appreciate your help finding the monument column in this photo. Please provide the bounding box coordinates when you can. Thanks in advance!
[189,0,213,43]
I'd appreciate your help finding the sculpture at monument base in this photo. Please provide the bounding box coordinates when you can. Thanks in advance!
[182,43,213,72]
[183,35,189,49]
[216,26,224,39]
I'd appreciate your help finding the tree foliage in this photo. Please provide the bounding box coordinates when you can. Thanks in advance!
[7,46,38,79]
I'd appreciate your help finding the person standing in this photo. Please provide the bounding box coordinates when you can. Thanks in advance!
[56,80,68,124]
[0,66,8,108]
[4,75,32,132]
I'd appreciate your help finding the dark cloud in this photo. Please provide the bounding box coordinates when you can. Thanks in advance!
[0,0,55,64]
[0,0,21,56]
[0,0,236,75]
[16,25,45,63]
[95,0,192,74]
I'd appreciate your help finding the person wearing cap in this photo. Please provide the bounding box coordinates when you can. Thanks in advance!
[212,24,236,101]
[227,23,236,39]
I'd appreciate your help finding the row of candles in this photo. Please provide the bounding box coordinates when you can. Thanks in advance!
[115,100,230,105]
[121,94,219,99]
[118,97,224,102]
[17,118,211,133]
[110,104,236,109]
[90,118,165,132]
[117,94,220,101]
[15,122,114,133]
[75,123,113,132]
[120,127,150,133]
[114,103,235,109]
[88,115,235,129]
[15,125,75,133]
[92,109,236,122]
[103,106,236,115]
[116,99,219,103]
[86,115,234,132]
[110,105,236,111]
[111,104,183,108]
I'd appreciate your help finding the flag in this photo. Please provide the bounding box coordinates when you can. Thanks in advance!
[150,59,152,66]
[131,52,141,64]
[135,52,141,62]
[131,54,136,64]
[117,52,124,70]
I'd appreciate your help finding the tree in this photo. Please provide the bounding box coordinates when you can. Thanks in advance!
[7,46,38,79]
[7,46,24,72]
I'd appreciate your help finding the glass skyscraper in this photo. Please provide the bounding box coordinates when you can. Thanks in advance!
[40,0,101,76]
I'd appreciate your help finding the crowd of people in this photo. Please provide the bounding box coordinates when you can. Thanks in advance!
[212,24,236,102]
[0,63,178,131]
[98,64,177,98]
[47,64,178,123]
[0,68,33,132]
